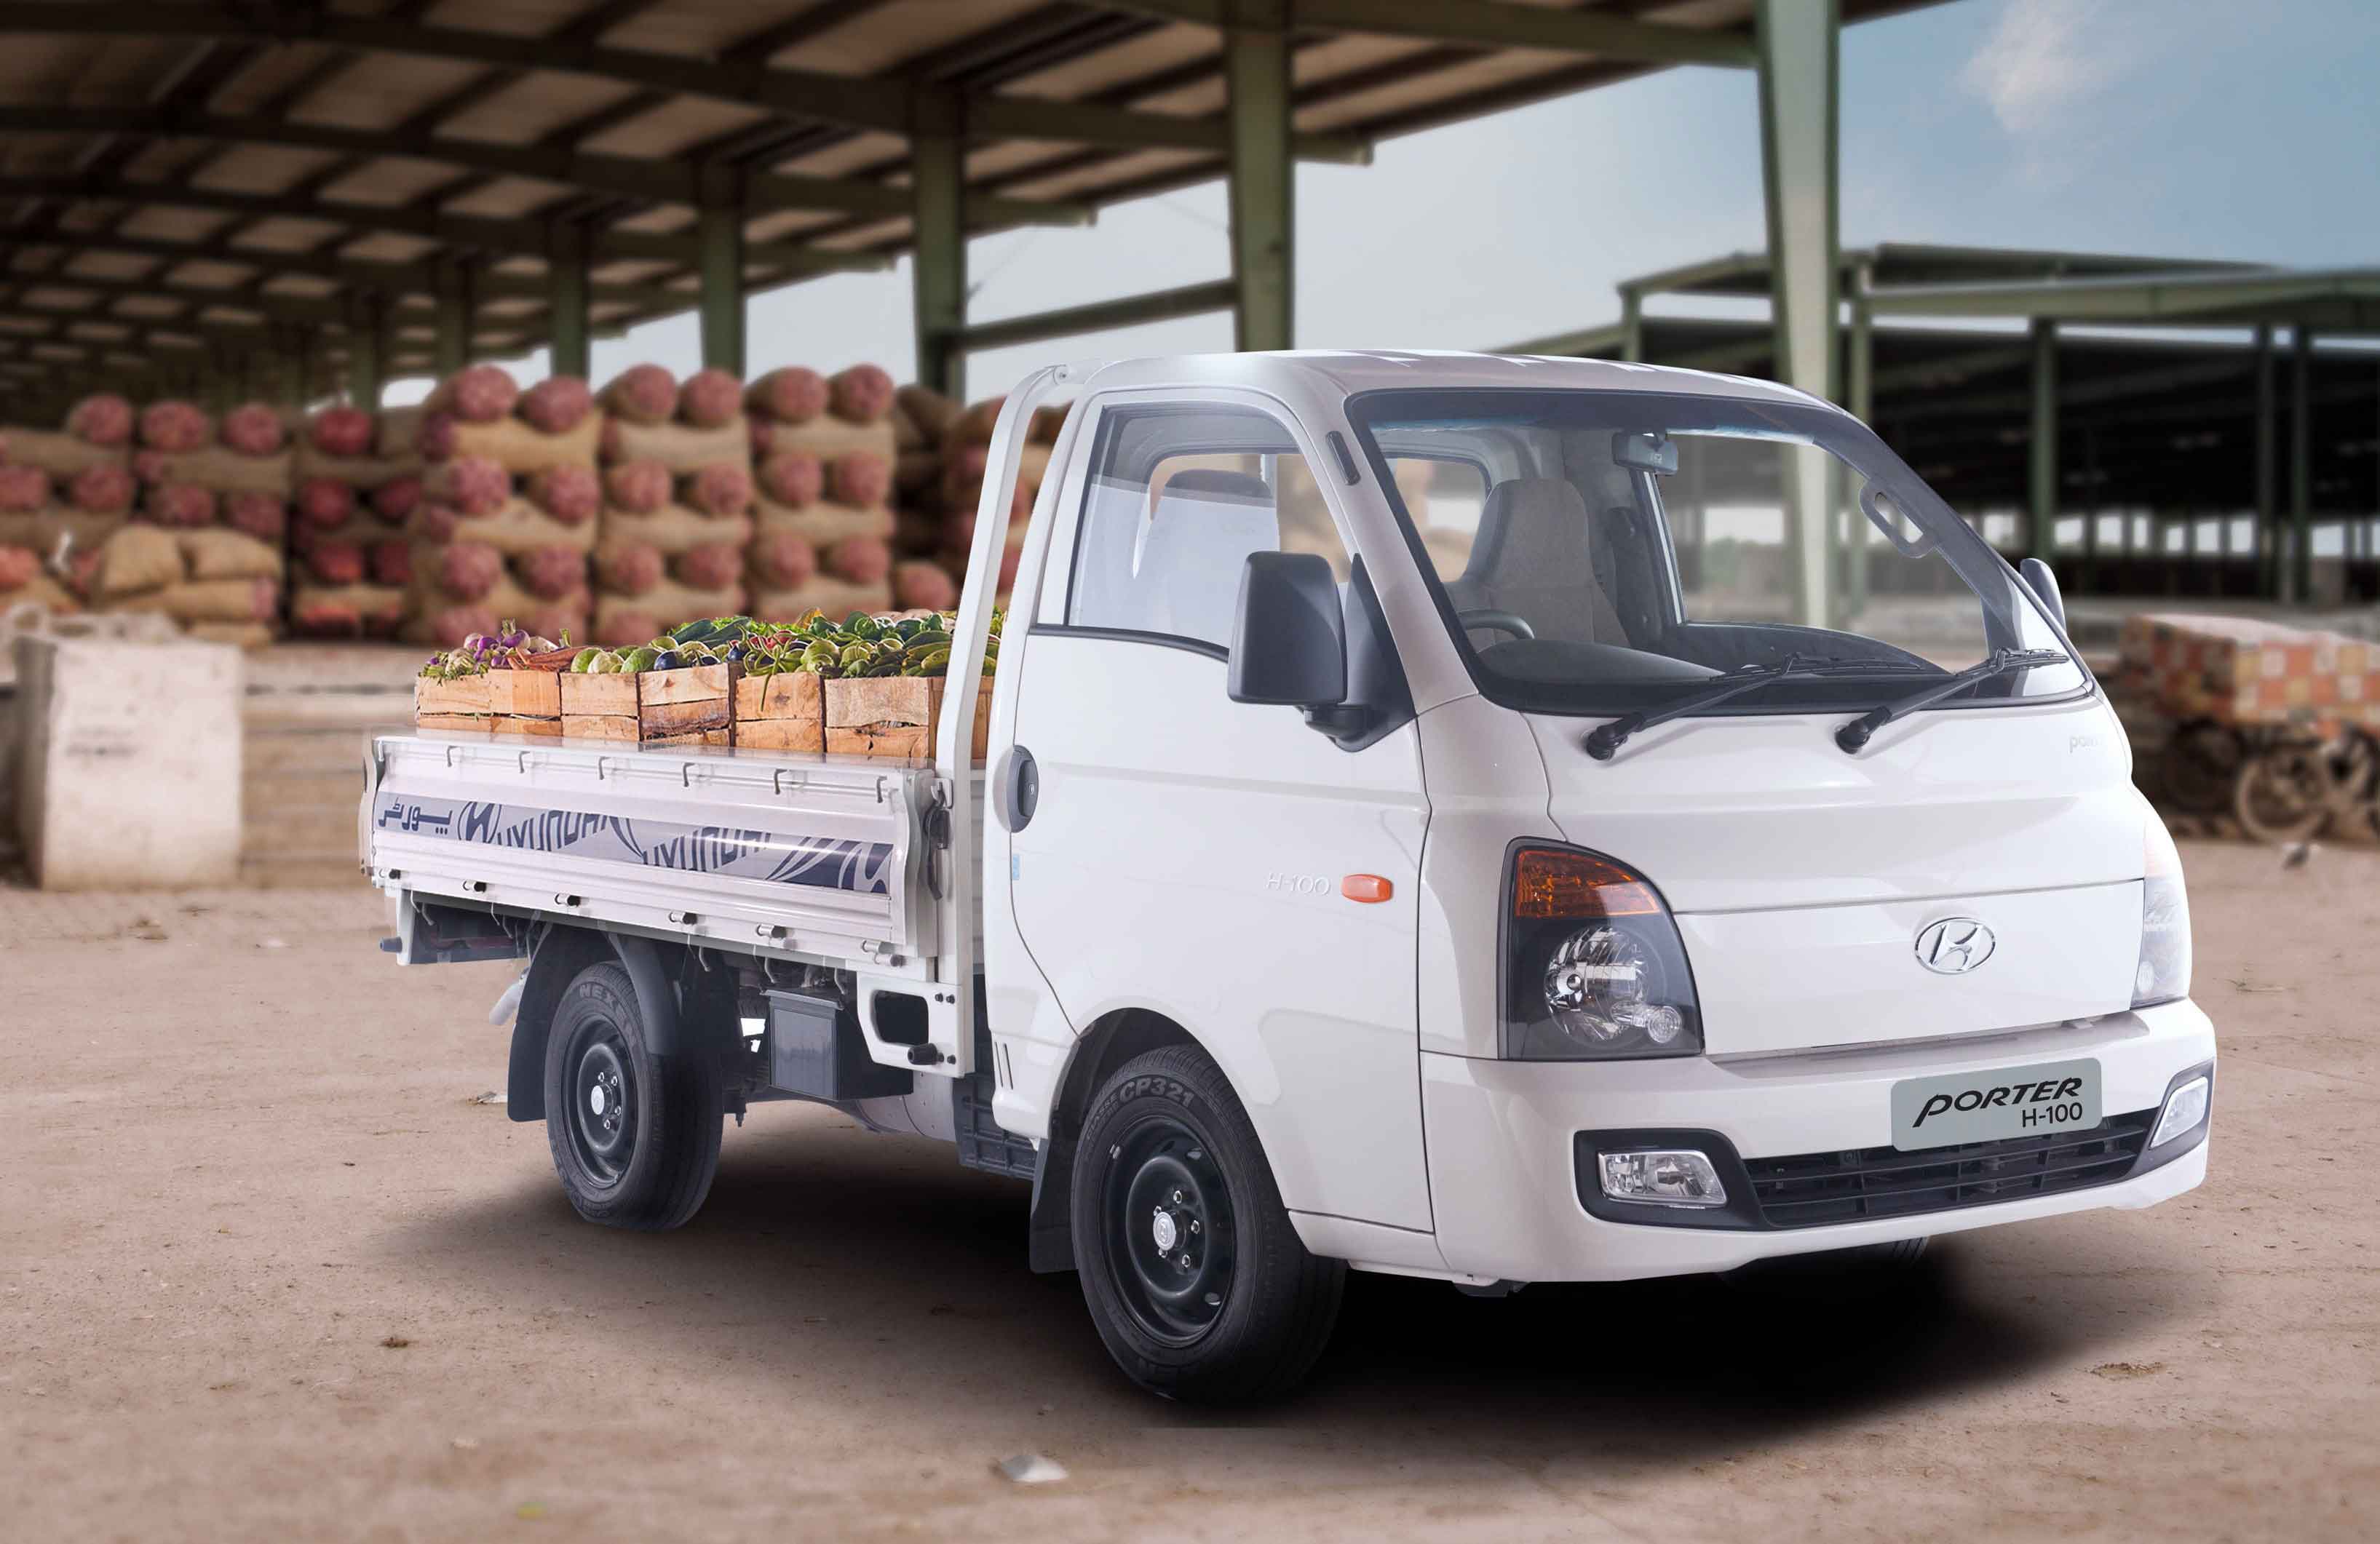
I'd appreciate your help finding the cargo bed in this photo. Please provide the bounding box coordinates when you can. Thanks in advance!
[363,729,972,982]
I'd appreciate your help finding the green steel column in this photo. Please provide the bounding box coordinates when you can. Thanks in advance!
[910,91,968,399]
[1223,0,1293,352]
[1755,0,1840,627]
[2253,323,2277,597]
[696,162,747,377]
[2290,326,2314,604]
[345,293,384,409]
[432,255,471,377]
[2028,316,2057,568]
[547,221,592,381]
[1619,286,1644,364]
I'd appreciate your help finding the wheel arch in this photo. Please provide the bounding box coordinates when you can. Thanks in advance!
[507,926,690,1121]
[1027,1006,1268,1274]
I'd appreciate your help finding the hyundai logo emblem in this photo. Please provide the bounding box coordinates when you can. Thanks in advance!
[1915,917,1996,974]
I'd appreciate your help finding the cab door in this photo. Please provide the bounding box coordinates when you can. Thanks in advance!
[1001,394,1433,1233]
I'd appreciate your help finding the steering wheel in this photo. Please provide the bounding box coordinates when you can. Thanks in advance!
[1457,608,1536,642]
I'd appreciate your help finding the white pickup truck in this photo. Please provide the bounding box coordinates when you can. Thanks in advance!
[365,353,2214,1404]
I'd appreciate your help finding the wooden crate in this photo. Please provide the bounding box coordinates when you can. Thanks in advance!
[487,668,563,735]
[640,664,731,739]
[824,674,992,761]
[414,674,491,733]
[733,670,825,752]
[558,666,731,744]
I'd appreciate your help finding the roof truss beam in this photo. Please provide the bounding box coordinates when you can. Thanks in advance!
[1100,0,1753,67]
[0,3,1368,160]
[0,107,1093,226]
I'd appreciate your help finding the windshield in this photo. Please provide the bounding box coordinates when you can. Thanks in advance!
[1344,388,2087,717]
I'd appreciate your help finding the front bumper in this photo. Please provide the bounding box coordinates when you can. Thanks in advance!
[1418,998,2215,1283]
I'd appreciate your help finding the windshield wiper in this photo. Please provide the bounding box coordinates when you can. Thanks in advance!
[1833,647,2070,754]
[1584,653,1913,761]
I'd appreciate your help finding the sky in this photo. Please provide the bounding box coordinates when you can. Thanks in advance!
[427,0,2380,405]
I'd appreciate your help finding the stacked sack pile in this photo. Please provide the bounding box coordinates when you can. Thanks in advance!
[0,393,141,615]
[408,365,602,645]
[745,363,953,616]
[932,394,1068,603]
[592,365,755,646]
[102,397,292,642]
[287,405,425,638]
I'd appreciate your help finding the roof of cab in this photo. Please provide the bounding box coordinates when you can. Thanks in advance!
[1068,349,1835,410]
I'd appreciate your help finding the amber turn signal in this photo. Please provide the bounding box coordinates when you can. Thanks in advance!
[1341,874,1394,904]
[1512,848,1662,919]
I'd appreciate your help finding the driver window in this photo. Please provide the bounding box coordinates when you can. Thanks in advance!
[1067,407,1349,653]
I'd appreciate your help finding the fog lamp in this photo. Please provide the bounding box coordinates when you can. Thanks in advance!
[1597,1149,1726,1208]
[2151,1074,2210,1149]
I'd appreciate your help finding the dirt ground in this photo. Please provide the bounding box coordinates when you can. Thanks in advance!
[4,840,2376,1543]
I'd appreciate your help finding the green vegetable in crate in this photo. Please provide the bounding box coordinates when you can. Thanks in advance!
[569,647,604,673]
[622,645,659,673]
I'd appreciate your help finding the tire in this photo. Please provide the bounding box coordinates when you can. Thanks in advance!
[1070,1045,1345,1404]
[2232,746,2333,845]
[542,960,723,1231]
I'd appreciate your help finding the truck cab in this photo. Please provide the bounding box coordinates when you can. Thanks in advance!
[368,351,2214,1405]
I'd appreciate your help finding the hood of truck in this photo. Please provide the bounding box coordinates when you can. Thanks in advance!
[1527,691,2150,1056]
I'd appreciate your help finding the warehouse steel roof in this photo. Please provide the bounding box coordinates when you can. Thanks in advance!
[0,0,1933,400]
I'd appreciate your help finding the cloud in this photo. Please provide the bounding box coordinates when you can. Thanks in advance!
[1958,0,2122,132]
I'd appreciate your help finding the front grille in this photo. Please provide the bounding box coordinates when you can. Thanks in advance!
[1744,1110,2157,1229]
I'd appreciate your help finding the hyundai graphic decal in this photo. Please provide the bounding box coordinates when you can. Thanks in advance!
[373,794,893,895]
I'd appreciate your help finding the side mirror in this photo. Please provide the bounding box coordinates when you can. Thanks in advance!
[1229,552,1346,711]
[2019,556,2067,632]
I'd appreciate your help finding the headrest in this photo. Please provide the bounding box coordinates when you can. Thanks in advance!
[1463,478,1593,582]
[1156,467,1273,508]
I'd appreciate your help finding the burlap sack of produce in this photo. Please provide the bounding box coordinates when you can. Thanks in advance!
[178,528,285,582]
[0,570,80,614]
[143,446,295,496]
[446,413,603,476]
[751,496,895,548]
[3,427,130,479]
[592,578,743,647]
[437,496,599,558]
[0,507,128,557]
[112,576,277,625]
[607,417,749,476]
[402,569,585,647]
[598,502,755,559]
[376,407,424,461]
[94,523,186,598]
[289,582,410,637]
[292,445,423,488]
[750,415,895,466]
[750,576,892,625]
[892,384,959,446]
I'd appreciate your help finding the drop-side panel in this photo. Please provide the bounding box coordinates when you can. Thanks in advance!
[364,733,938,971]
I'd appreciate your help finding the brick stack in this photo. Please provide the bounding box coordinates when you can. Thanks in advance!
[2118,613,2380,731]
[592,365,754,645]
[406,365,600,645]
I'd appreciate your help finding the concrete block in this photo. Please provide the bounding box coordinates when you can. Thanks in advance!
[11,637,244,890]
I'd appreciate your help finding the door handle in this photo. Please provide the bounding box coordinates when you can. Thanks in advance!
[998,744,1039,832]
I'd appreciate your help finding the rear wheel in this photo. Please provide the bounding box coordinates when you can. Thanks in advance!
[1071,1045,1344,1404]
[543,960,723,1230]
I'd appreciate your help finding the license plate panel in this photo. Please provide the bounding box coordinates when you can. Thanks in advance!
[1889,1058,2101,1153]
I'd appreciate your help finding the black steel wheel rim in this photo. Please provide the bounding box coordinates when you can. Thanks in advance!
[566,1019,637,1187]
[1103,1115,1236,1346]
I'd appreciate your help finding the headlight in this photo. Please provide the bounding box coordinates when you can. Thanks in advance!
[1504,845,1702,1059]
[2133,816,2192,1008]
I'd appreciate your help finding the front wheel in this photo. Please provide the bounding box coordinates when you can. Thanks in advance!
[1071,1046,1345,1404]
[543,960,723,1230]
